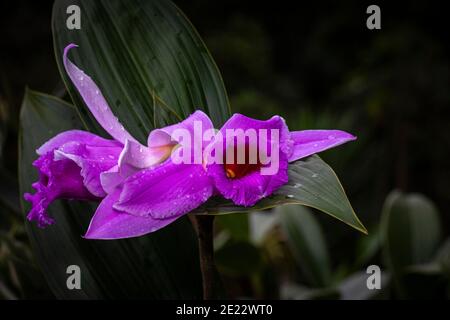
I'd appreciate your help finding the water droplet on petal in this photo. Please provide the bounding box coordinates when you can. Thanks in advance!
[311,173,318,178]
[287,194,294,198]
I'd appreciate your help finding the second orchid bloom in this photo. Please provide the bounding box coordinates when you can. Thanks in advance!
[24,44,356,239]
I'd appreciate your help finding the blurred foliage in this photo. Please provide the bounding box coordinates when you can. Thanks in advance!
[1,0,449,299]
[0,95,53,298]
[215,192,449,299]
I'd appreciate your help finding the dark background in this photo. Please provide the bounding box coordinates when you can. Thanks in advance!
[0,0,449,299]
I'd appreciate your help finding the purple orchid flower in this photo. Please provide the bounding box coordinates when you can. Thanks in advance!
[25,43,356,240]
[24,44,174,228]
[110,113,356,240]
[205,114,356,206]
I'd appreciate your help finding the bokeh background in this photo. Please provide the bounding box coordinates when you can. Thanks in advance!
[0,0,449,299]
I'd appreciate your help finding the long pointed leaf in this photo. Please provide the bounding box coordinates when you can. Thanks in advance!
[279,205,331,287]
[52,0,231,143]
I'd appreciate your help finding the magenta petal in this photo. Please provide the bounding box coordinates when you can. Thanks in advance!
[288,130,357,162]
[215,113,293,155]
[50,134,122,197]
[206,113,291,206]
[114,161,213,219]
[63,44,136,144]
[208,153,289,206]
[118,139,172,170]
[24,152,97,227]
[25,130,122,227]
[100,140,172,192]
[100,165,123,195]
[148,110,213,148]
[37,130,117,156]
[84,188,179,240]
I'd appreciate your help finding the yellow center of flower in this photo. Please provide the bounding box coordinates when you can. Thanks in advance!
[225,168,236,178]
[224,143,262,179]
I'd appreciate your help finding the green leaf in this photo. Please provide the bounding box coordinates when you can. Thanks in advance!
[380,191,442,297]
[279,205,331,287]
[405,238,450,277]
[194,155,367,234]
[52,0,231,143]
[381,191,442,270]
[19,90,202,298]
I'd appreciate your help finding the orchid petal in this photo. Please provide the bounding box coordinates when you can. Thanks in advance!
[84,188,179,240]
[216,113,293,155]
[63,44,136,144]
[148,110,213,148]
[55,148,119,198]
[37,130,118,156]
[98,140,174,192]
[114,161,213,219]
[206,113,292,207]
[25,130,122,227]
[99,165,123,195]
[24,153,97,227]
[49,134,122,197]
[118,139,173,170]
[288,130,356,162]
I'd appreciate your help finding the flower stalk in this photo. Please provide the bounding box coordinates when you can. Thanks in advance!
[191,215,216,300]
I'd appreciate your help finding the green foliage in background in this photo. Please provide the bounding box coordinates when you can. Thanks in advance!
[214,191,449,299]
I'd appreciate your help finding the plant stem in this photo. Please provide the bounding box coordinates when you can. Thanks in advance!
[191,215,215,300]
